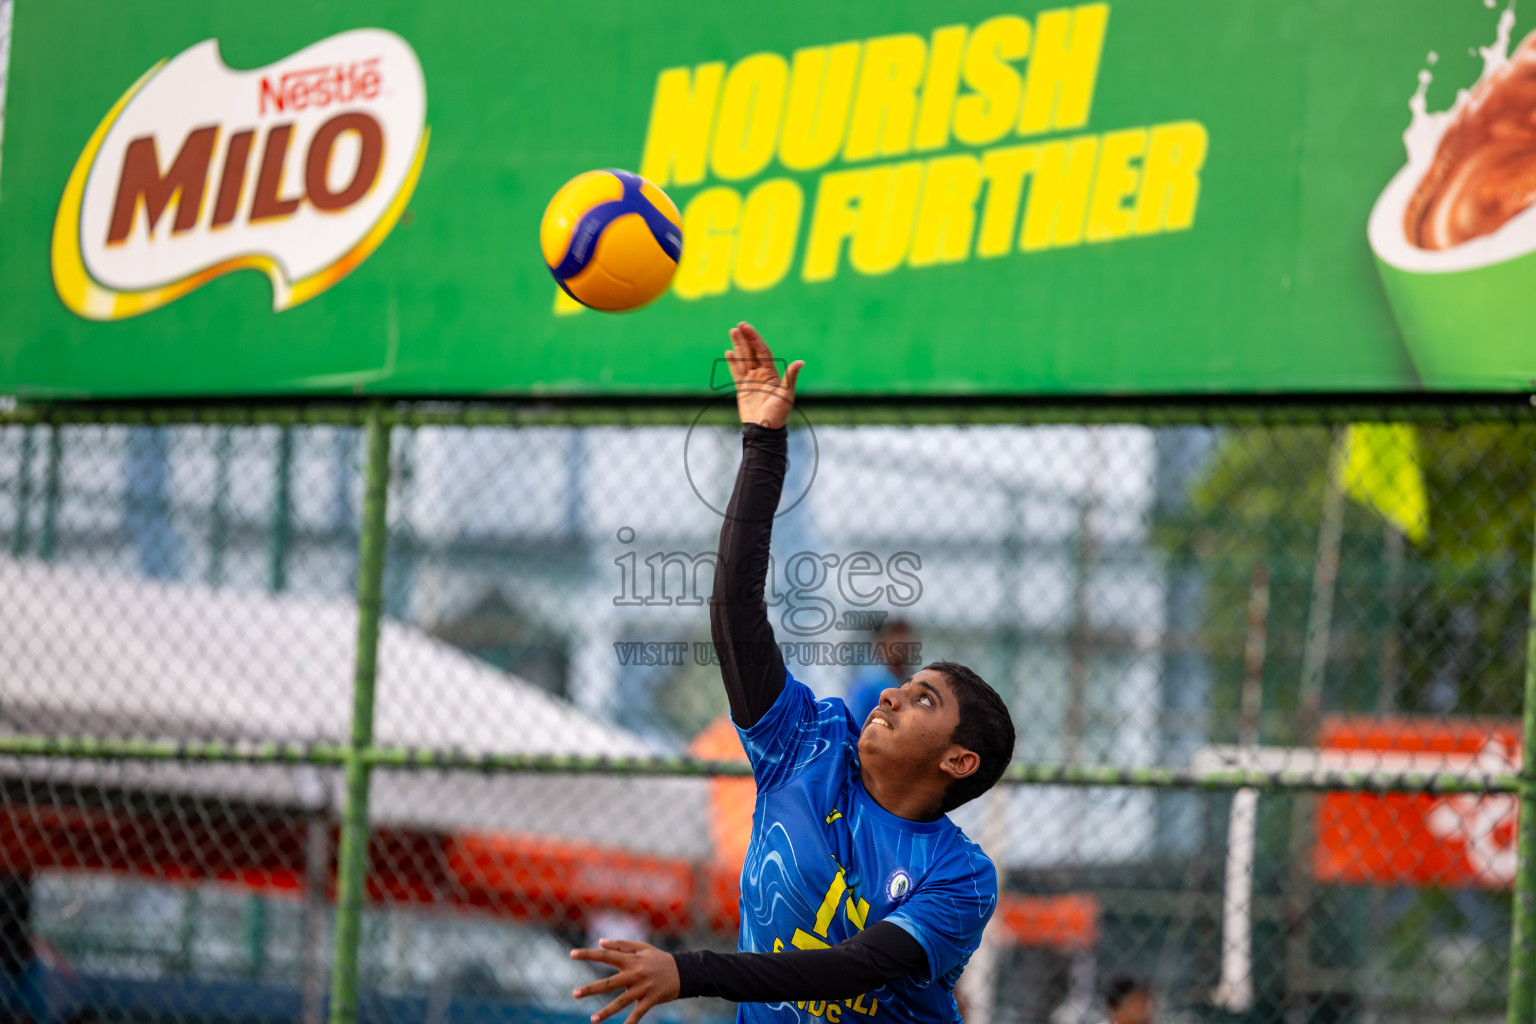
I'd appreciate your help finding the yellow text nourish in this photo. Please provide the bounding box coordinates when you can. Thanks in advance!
[555,3,1208,312]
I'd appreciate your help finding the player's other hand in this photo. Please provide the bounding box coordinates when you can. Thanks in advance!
[570,938,681,1024]
[725,322,803,430]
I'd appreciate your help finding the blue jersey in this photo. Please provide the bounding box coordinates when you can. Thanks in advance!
[732,672,998,1024]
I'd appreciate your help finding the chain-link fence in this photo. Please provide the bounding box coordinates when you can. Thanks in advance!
[1,401,1532,1024]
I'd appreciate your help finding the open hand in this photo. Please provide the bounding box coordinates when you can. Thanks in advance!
[570,938,681,1024]
[725,322,804,430]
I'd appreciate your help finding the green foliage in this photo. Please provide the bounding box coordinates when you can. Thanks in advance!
[1174,423,1536,733]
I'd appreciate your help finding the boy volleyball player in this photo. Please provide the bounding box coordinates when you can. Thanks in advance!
[572,324,1017,1024]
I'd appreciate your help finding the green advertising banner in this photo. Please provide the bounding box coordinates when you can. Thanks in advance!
[1,0,1533,398]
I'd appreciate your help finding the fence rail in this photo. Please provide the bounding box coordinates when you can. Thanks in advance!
[0,737,1524,795]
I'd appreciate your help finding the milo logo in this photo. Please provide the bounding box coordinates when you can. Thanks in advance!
[52,29,429,321]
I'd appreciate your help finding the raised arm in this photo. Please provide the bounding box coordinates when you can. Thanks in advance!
[709,323,804,729]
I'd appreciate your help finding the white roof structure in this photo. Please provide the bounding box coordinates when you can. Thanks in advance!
[0,558,712,858]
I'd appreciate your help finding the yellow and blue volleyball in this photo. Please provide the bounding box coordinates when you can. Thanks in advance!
[540,169,683,312]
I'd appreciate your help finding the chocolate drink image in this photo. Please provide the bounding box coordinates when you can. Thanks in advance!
[1404,31,1536,251]
[1368,7,1536,387]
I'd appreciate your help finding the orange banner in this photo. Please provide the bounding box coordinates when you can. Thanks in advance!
[1314,716,1521,889]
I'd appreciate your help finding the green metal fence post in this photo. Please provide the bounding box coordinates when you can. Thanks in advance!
[38,426,62,563]
[11,425,34,557]
[327,405,391,1024]
[1510,497,1536,1021]
[207,426,231,587]
[269,425,295,593]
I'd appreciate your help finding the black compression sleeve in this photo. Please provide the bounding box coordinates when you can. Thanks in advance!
[673,922,929,1003]
[709,424,789,729]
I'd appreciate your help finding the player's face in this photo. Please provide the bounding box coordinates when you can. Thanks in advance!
[858,669,963,766]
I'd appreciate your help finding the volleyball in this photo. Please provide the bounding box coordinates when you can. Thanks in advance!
[540,169,683,312]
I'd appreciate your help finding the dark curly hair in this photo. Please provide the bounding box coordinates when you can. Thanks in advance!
[925,660,1016,813]
[1104,975,1148,1010]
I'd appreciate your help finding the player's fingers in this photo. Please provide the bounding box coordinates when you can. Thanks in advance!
[573,966,639,999]
[570,947,626,968]
[782,359,805,397]
[725,351,745,384]
[591,988,638,1024]
[623,997,656,1024]
[572,975,613,999]
[729,326,753,368]
[598,939,645,953]
[742,324,774,367]
[737,322,772,371]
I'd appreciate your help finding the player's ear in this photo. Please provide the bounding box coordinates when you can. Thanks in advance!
[940,746,980,782]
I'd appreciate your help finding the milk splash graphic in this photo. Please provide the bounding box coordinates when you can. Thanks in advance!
[1367,1,1536,272]
[1402,5,1515,169]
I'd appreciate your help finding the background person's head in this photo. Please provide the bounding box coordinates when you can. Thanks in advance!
[878,618,916,676]
[844,619,920,724]
[1104,975,1153,1024]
